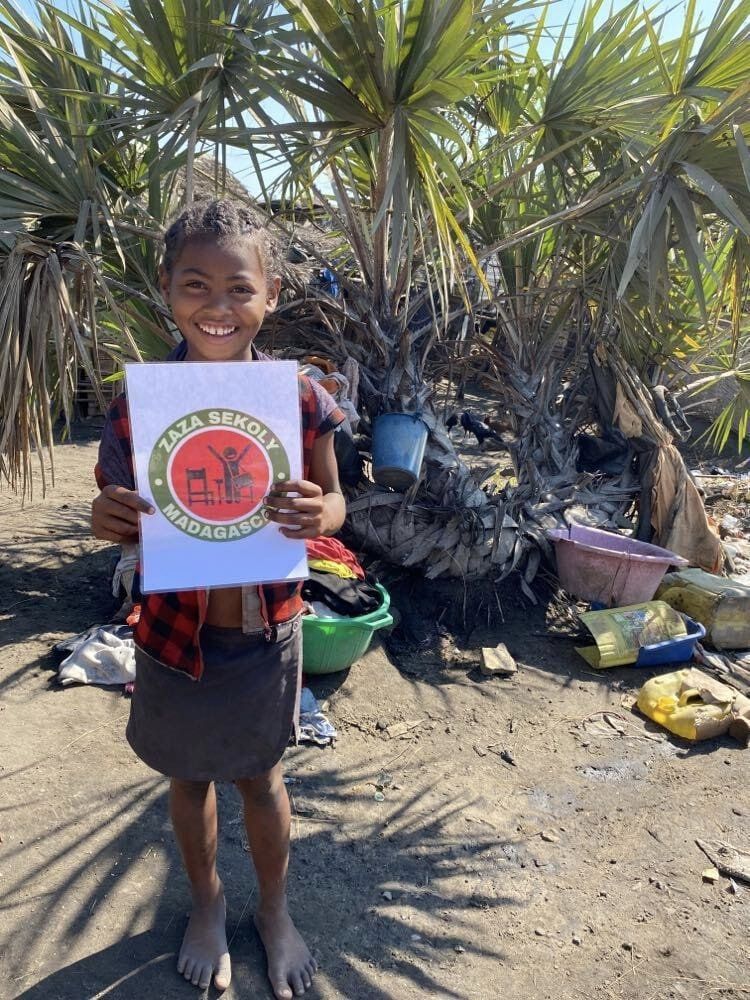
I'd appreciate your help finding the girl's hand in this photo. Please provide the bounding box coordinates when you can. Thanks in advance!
[92,485,154,543]
[264,479,340,539]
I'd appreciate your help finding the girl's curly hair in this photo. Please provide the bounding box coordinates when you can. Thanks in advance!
[162,199,279,285]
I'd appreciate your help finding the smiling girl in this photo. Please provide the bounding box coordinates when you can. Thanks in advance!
[91,200,346,997]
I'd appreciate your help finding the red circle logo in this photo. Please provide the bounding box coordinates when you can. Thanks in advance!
[168,427,272,523]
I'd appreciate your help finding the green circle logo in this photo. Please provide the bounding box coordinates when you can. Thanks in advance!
[148,408,290,542]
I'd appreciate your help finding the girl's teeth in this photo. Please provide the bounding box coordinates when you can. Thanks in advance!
[199,325,237,337]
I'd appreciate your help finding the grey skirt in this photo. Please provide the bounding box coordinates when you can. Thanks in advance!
[127,617,301,782]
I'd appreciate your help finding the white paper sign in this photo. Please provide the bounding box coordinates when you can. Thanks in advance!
[125,361,307,592]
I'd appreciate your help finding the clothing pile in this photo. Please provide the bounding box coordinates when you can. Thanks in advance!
[303,538,381,619]
[54,624,136,686]
[53,548,141,689]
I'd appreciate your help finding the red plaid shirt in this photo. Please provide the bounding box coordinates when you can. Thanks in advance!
[96,354,344,679]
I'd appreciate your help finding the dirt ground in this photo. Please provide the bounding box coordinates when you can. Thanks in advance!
[1,429,749,1000]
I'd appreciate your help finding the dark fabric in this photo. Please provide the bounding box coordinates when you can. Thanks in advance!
[97,407,135,491]
[588,347,661,543]
[95,350,345,679]
[576,429,630,476]
[302,572,381,616]
[127,617,301,781]
[333,427,363,485]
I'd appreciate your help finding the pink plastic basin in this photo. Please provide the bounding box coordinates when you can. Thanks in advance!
[547,524,689,607]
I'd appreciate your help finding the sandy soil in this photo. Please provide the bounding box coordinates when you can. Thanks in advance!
[1,430,748,1000]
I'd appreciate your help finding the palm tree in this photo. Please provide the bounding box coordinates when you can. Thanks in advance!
[1,0,748,579]
[256,0,750,578]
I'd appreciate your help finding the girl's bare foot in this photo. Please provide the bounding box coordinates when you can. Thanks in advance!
[177,880,232,991]
[254,903,317,998]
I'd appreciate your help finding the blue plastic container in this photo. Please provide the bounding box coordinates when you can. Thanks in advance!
[372,412,429,491]
[635,616,706,666]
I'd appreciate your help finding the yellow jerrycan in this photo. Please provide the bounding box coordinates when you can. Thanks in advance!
[636,668,736,741]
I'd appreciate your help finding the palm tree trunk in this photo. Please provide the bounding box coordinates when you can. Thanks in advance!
[184,109,200,206]
[371,115,394,323]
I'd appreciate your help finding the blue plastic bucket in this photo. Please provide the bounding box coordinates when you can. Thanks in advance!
[635,615,706,667]
[372,412,429,490]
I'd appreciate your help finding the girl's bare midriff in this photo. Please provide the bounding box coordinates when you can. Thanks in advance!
[205,587,244,627]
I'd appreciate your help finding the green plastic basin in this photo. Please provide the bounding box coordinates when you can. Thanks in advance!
[302,584,393,674]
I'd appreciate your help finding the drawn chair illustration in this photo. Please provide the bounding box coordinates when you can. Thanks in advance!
[231,472,255,503]
[185,468,215,506]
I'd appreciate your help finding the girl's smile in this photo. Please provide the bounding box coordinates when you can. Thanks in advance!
[160,236,280,362]
[198,323,238,338]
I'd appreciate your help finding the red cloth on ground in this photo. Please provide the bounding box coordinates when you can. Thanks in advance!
[306,537,364,579]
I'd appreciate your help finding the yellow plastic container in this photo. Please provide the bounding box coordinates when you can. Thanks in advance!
[655,569,750,649]
[636,668,735,741]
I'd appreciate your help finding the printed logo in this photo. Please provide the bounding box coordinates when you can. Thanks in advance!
[148,408,290,542]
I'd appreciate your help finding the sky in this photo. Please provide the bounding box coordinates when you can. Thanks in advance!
[539,0,714,42]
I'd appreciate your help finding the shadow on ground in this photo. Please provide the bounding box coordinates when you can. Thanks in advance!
[4,759,516,1000]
